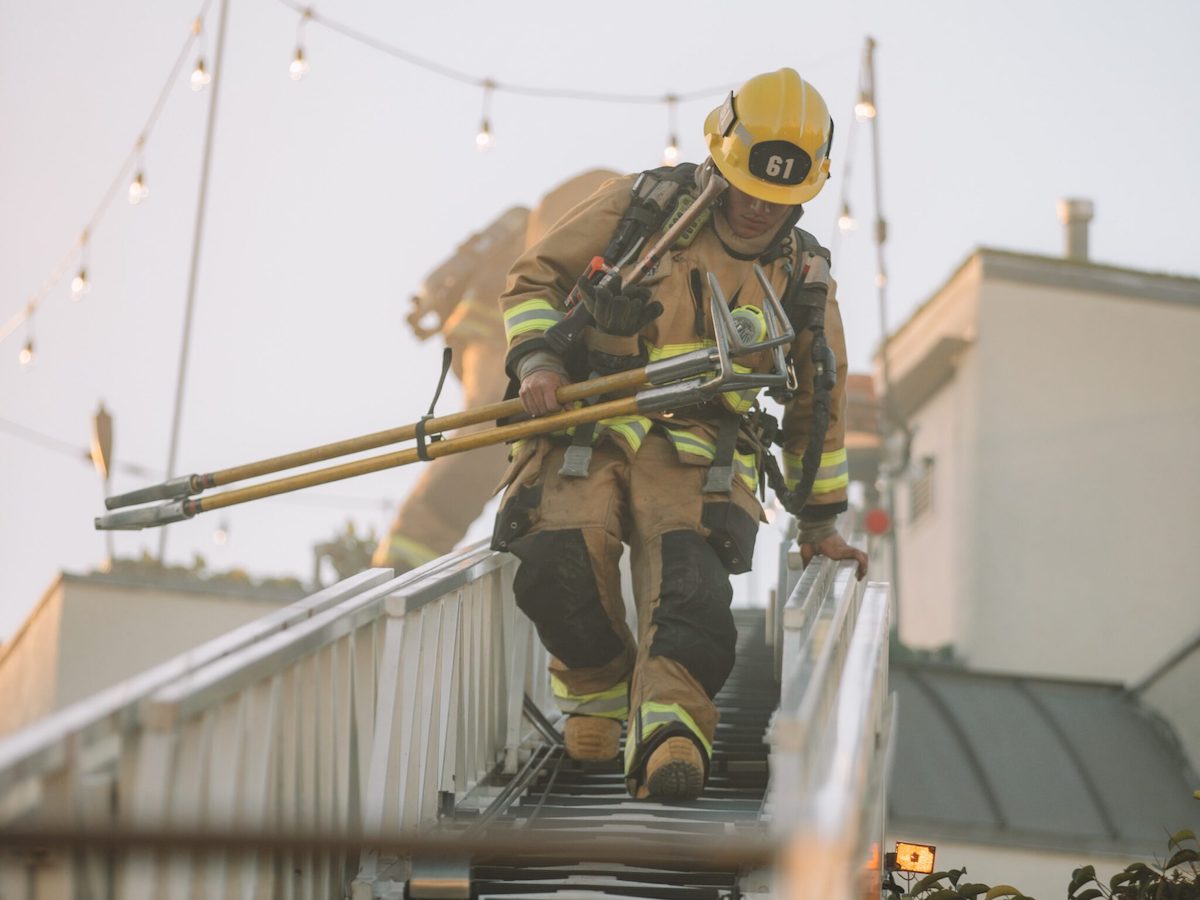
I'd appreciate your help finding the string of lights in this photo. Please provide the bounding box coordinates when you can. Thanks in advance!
[0,0,216,359]
[273,1,856,164]
[4,0,856,367]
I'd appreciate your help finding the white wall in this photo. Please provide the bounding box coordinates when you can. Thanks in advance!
[0,580,64,737]
[895,359,977,651]
[887,262,982,653]
[964,282,1200,681]
[54,580,293,708]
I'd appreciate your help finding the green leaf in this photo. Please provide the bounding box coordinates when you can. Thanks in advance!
[1072,890,1104,900]
[912,872,953,894]
[924,890,962,900]
[958,884,991,898]
[1109,870,1136,889]
[984,887,1025,900]
[1070,866,1097,894]
[1169,828,1197,847]
[948,868,966,887]
[1166,848,1199,869]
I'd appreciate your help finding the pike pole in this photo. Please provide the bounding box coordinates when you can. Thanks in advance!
[102,169,731,519]
[96,265,794,532]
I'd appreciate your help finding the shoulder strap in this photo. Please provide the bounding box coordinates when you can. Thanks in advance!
[793,226,831,263]
[600,164,699,264]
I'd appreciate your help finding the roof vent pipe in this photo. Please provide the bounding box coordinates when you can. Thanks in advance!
[1056,198,1094,262]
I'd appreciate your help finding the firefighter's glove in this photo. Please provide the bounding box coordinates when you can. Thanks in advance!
[577,276,663,337]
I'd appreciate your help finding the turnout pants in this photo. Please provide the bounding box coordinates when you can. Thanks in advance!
[493,431,762,794]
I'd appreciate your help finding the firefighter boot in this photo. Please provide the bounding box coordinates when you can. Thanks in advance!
[563,716,622,762]
[643,736,705,800]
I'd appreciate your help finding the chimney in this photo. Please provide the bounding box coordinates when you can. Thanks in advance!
[1056,198,1094,262]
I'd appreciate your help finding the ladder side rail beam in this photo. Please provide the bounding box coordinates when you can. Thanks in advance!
[771,582,892,900]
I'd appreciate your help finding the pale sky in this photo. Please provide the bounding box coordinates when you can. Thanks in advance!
[1,0,1197,637]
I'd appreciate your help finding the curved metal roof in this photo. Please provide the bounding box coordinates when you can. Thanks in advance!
[888,663,1198,855]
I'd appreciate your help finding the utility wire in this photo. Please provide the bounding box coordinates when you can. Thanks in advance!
[0,417,157,478]
[0,0,216,349]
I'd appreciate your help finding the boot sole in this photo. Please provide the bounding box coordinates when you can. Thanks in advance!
[645,759,704,800]
[563,720,621,762]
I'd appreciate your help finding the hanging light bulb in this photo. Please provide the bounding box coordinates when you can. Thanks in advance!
[475,118,493,151]
[190,57,211,91]
[662,94,680,166]
[838,202,857,233]
[290,9,312,81]
[129,138,148,205]
[18,338,34,367]
[289,46,309,80]
[190,16,209,91]
[128,170,148,205]
[71,266,90,297]
[854,90,877,121]
[475,80,495,152]
[663,134,679,166]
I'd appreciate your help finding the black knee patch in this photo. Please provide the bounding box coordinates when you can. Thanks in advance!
[491,483,541,552]
[510,529,626,669]
[649,531,736,698]
[701,501,759,574]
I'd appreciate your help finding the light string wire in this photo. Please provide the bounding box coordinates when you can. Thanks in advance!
[273,0,734,103]
[0,0,216,349]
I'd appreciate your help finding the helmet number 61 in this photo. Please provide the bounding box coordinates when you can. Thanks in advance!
[766,155,795,179]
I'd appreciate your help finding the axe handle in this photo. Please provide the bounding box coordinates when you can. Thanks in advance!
[544,172,728,357]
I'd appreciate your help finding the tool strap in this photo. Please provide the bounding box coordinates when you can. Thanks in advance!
[415,347,453,462]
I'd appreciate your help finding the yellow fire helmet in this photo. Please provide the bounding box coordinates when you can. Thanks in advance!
[704,68,834,206]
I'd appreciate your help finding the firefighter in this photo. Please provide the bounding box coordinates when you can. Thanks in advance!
[492,70,868,800]
[373,172,621,572]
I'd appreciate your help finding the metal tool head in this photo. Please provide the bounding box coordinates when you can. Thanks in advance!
[104,474,198,511]
[95,500,192,531]
[701,266,796,396]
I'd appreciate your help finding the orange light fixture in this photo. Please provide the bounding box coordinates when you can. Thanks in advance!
[894,841,935,874]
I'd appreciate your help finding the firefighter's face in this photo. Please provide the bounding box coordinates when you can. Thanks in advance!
[722,185,794,239]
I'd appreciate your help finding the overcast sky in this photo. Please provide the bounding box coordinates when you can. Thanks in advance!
[1,0,1196,637]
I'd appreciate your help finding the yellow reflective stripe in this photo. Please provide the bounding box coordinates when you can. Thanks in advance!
[600,415,651,453]
[503,298,563,342]
[819,448,848,470]
[665,429,716,461]
[782,450,804,491]
[721,387,759,413]
[814,447,849,493]
[733,449,758,492]
[647,341,712,362]
[625,701,712,773]
[551,675,629,719]
[783,448,849,493]
[720,361,759,413]
[505,298,558,319]
[812,474,849,494]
